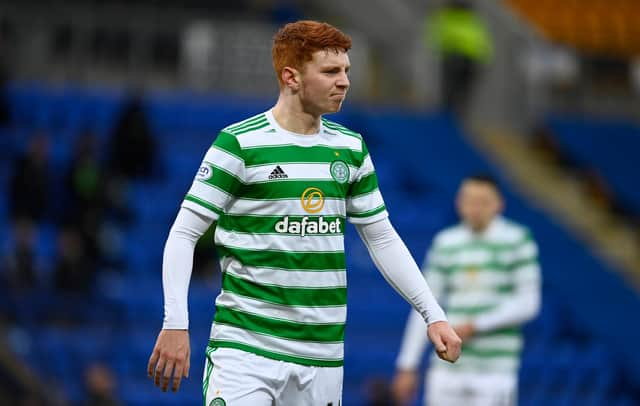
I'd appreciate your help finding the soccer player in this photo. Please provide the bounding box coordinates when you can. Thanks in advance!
[147,20,461,405]
[392,175,542,406]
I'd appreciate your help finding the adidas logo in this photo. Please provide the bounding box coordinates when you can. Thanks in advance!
[268,165,288,180]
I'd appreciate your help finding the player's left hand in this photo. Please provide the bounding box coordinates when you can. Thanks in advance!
[147,329,191,393]
[427,321,462,363]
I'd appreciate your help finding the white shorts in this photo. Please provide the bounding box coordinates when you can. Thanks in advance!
[425,368,517,406]
[202,347,343,405]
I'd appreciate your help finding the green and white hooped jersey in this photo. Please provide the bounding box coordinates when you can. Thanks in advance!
[182,110,388,367]
[426,217,540,374]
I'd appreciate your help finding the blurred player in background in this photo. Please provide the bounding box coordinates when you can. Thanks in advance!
[147,20,461,405]
[392,175,541,406]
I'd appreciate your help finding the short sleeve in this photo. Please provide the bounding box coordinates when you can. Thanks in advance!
[182,131,245,221]
[346,138,388,224]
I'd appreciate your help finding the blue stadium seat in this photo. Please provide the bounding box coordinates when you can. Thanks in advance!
[548,116,640,213]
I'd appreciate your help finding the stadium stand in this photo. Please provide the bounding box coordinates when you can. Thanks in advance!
[505,0,640,57]
[546,116,640,215]
[1,83,639,405]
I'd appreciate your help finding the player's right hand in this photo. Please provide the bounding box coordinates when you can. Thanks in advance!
[427,320,462,363]
[147,329,191,393]
[391,369,419,405]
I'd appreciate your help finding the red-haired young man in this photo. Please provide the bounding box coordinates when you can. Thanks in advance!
[148,20,461,405]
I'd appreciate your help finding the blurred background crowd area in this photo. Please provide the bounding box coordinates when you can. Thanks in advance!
[0,0,639,405]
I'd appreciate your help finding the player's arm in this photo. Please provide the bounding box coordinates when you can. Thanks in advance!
[354,219,461,363]
[467,235,542,336]
[391,247,448,404]
[396,247,449,369]
[346,139,459,363]
[147,207,214,392]
[148,131,245,392]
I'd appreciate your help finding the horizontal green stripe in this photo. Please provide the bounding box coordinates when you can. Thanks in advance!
[184,194,224,216]
[476,327,521,338]
[217,246,345,271]
[209,340,343,367]
[442,259,537,273]
[204,160,243,182]
[433,235,533,255]
[443,363,518,373]
[348,204,386,218]
[444,263,507,273]
[460,347,520,358]
[511,258,538,269]
[218,214,345,234]
[237,180,349,200]
[349,172,379,197]
[200,162,243,194]
[221,272,347,306]
[448,281,515,294]
[243,145,363,167]
[212,131,243,161]
[497,284,515,294]
[447,304,494,316]
[214,305,344,342]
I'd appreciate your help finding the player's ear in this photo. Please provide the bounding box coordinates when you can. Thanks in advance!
[281,67,300,91]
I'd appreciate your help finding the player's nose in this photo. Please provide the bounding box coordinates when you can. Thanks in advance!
[336,72,350,89]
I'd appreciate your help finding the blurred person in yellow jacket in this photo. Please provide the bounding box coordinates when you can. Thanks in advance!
[426,0,493,115]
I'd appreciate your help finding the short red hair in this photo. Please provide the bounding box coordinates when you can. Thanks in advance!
[272,20,352,87]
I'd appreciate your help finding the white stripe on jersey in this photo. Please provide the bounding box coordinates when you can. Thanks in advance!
[495,241,538,263]
[352,155,375,182]
[236,131,362,152]
[215,227,345,253]
[182,200,220,221]
[205,146,245,178]
[434,354,519,373]
[433,249,508,268]
[447,291,504,308]
[514,264,541,281]
[348,210,388,225]
[448,271,518,288]
[226,198,347,217]
[244,163,358,184]
[188,181,233,209]
[211,323,344,360]
[347,190,385,214]
[468,335,523,352]
[222,260,346,288]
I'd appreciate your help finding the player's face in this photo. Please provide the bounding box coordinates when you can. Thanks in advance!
[456,181,503,232]
[298,49,350,116]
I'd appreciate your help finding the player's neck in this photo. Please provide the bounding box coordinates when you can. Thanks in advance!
[272,98,321,135]
[467,217,498,235]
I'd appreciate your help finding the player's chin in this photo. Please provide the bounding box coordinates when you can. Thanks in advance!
[326,100,344,113]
